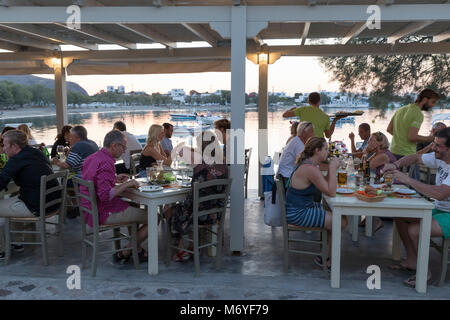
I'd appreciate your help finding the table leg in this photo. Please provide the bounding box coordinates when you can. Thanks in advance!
[415,211,432,294]
[392,221,402,261]
[147,202,159,275]
[331,208,342,288]
[365,216,373,237]
[351,216,359,242]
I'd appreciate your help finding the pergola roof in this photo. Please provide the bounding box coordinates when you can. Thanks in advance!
[0,0,447,75]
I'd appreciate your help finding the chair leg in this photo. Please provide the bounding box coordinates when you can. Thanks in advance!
[91,234,99,277]
[438,239,449,286]
[4,218,11,266]
[131,223,139,269]
[57,214,64,257]
[113,228,121,251]
[81,224,87,270]
[40,220,49,266]
[321,230,329,278]
[194,225,200,276]
[165,219,172,267]
[215,223,223,270]
[283,228,289,273]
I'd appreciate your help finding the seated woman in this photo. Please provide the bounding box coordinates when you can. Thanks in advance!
[164,131,227,261]
[364,131,396,177]
[285,137,347,270]
[138,124,172,177]
[360,131,396,232]
[17,124,37,145]
[51,125,72,158]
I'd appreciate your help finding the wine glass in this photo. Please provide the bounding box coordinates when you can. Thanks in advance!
[56,145,64,160]
[156,159,164,171]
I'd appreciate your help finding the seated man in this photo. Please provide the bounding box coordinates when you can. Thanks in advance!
[277,121,314,188]
[384,127,450,287]
[0,130,60,259]
[417,122,446,155]
[81,130,148,264]
[112,121,142,174]
[53,125,98,218]
[349,123,371,158]
[161,123,174,158]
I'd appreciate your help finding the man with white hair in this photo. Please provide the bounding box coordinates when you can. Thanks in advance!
[277,121,315,188]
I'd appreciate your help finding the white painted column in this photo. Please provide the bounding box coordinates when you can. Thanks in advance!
[229,5,246,253]
[257,53,268,197]
[54,64,68,132]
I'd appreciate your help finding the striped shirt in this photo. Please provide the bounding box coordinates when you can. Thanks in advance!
[81,148,129,227]
[66,139,99,177]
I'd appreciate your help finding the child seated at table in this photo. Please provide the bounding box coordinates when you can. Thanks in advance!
[285,137,347,270]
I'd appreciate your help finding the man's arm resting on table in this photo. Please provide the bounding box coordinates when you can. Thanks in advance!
[405,177,450,201]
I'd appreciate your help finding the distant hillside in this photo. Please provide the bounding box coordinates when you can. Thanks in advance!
[0,75,88,95]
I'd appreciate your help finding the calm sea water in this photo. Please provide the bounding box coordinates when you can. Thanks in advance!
[2,106,449,189]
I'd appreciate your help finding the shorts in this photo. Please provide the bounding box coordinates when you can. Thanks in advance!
[432,208,450,239]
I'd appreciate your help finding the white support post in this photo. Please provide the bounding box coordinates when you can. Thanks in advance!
[54,63,68,132]
[229,5,246,253]
[257,53,268,197]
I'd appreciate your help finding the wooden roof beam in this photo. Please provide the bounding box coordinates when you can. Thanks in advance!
[55,23,136,50]
[0,29,59,50]
[117,24,176,48]
[387,21,434,44]
[0,24,98,50]
[181,24,219,47]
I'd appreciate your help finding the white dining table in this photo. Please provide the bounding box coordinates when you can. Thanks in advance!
[122,186,190,275]
[324,193,434,294]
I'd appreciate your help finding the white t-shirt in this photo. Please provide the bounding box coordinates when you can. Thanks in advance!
[422,152,450,212]
[277,137,305,178]
[123,132,142,169]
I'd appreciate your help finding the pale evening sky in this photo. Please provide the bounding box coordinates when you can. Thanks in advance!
[36,56,341,96]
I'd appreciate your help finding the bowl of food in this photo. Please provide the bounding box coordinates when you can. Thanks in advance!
[355,185,387,202]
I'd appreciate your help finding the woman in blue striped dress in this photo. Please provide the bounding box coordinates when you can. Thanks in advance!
[285,137,348,270]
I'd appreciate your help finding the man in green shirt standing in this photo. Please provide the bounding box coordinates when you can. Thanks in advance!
[387,88,440,161]
[282,92,344,139]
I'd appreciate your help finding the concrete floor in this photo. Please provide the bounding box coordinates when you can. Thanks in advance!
[0,189,449,300]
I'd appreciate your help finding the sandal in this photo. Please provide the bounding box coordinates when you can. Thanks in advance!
[389,262,415,272]
[113,251,131,264]
[403,274,432,288]
[313,255,331,271]
[137,248,148,263]
[173,250,192,262]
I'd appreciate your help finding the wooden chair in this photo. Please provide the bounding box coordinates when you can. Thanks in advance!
[430,236,450,286]
[275,177,329,276]
[165,178,232,276]
[4,170,68,266]
[244,148,252,199]
[72,177,140,277]
[129,149,142,176]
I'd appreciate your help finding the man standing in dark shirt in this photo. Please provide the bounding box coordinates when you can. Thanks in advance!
[0,130,58,216]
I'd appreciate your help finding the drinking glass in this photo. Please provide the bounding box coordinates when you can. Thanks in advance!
[337,170,347,187]
[355,173,363,190]
[384,172,393,187]
[146,167,157,182]
[56,145,64,160]
[156,159,164,170]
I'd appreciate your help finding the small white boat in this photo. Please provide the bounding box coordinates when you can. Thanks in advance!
[170,113,197,121]
[4,122,33,128]
[196,115,222,125]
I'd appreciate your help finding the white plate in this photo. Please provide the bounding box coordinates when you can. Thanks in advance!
[180,182,191,188]
[139,185,163,192]
[336,188,354,194]
[381,187,399,195]
[370,184,384,189]
[135,177,149,184]
[396,188,416,195]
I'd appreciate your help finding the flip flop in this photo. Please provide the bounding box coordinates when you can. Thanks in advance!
[403,274,432,288]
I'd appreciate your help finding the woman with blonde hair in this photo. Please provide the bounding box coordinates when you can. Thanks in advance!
[285,137,348,270]
[139,124,171,174]
[17,124,37,145]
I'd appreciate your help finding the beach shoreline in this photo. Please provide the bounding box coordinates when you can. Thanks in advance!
[0,104,240,121]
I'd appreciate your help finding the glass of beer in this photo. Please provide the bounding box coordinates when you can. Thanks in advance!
[337,170,347,187]
[384,172,393,187]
